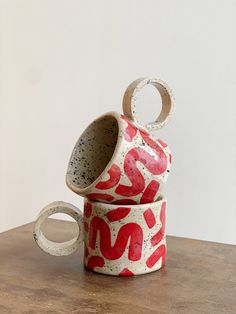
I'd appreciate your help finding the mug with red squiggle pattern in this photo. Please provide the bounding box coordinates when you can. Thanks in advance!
[66,78,174,204]
[33,198,166,276]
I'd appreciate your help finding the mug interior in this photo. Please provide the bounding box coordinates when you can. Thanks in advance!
[66,114,119,191]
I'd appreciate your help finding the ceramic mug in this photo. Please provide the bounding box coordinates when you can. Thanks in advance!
[33,198,167,276]
[66,77,174,204]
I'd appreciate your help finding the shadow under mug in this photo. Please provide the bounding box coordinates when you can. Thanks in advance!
[33,198,167,276]
[66,77,174,204]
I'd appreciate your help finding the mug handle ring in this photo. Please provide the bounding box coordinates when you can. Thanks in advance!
[122,77,175,131]
[33,201,83,256]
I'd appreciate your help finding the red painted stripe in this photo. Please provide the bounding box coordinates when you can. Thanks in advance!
[84,202,92,217]
[143,208,156,229]
[95,164,121,190]
[89,217,143,261]
[106,207,131,222]
[119,268,134,277]
[87,256,105,270]
[115,147,165,197]
[86,193,114,202]
[139,130,167,174]
[121,114,138,142]
[151,202,166,246]
[140,180,160,204]
[146,244,166,268]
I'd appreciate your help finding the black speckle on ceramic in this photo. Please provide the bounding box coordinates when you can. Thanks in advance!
[67,115,118,189]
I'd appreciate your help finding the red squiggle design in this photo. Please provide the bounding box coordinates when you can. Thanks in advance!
[89,217,143,261]
[143,208,156,229]
[87,256,105,270]
[139,130,167,174]
[86,193,114,202]
[121,115,137,142]
[112,199,137,205]
[95,164,121,190]
[151,202,166,246]
[106,207,131,222]
[119,268,134,277]
[146,244,166,268]
[115,147,165,197]
[145,201,166,269]
[84,202,92,217]
[140,180,160,204]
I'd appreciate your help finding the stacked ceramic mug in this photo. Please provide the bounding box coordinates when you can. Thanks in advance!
[34,77,174,277]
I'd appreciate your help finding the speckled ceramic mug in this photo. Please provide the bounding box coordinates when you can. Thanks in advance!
[66,77,174,204]
[33,197,166,276]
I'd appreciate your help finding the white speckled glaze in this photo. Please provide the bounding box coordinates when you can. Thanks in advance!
[33,77,174,277]
[33,198,166,276]
[66,77,174,204]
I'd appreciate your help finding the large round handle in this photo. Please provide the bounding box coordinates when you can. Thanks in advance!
[123,77,175,131]
[33,201,83,256]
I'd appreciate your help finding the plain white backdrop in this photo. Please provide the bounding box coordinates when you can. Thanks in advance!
[1,0,236,244]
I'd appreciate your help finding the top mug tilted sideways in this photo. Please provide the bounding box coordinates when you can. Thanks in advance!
[66,77,174,204]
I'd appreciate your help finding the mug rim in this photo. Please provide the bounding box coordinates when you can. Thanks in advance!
[84,195,166,209]
[65,111,125,194]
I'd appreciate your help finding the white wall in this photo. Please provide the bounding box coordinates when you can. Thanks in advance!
[1,0,236,244]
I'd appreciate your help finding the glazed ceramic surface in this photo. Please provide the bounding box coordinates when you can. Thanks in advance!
[33,77,174,278]
[33,199,166,276]
[66,78,174,204]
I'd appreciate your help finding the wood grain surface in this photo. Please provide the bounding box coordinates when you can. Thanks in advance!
[0,219,235,314]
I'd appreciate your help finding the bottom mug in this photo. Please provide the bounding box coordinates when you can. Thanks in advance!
[33,198,167,276]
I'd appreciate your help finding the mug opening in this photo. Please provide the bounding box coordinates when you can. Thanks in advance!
[66,114,119,191]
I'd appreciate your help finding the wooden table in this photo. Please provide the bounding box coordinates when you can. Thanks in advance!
[0,220,235,314]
